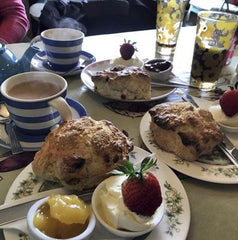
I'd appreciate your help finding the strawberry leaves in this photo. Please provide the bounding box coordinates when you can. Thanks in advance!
[140,156,157,172]
[111,160,135,176]
[111,156,157,181]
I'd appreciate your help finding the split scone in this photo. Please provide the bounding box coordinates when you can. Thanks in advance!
[32,117,134,191]
[149,102,223,161]
[91,65,151,100]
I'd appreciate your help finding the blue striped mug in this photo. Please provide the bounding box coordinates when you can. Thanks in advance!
[31,28,85,72]
[1,72,72,136]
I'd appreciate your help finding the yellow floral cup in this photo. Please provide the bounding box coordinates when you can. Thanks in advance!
[156,0,186,58]
[190,11,238,91]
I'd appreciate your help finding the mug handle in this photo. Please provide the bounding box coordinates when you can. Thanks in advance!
[30,35,41,47]
[48,97,72,121]
[30,35,47,61]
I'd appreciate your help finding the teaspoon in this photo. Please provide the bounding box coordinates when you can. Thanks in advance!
[0,103,23,154]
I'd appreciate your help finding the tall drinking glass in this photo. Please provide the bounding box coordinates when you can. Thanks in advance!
[156,0,186,58]
[190,11,238,91]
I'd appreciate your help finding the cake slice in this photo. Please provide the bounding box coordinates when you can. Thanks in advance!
[91,65,151,100]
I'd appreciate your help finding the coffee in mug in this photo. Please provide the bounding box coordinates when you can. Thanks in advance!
[1,72,72,136]
[7,81,61,100]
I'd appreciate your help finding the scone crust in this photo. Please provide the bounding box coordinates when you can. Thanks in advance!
[149,102,223,161]
[32,117,134,190]
[91,65,151,100]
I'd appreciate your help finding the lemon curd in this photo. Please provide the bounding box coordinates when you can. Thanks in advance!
[33,194,91,239]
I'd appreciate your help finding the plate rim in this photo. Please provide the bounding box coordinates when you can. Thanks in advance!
[4,146,190,240]
[81,59,176,102]
[140,111,238,184]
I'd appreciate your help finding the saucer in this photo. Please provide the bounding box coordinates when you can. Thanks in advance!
[31,51,96,76]
[0,98,87,151]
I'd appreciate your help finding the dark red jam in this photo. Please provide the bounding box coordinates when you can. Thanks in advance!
[144,59,171,72]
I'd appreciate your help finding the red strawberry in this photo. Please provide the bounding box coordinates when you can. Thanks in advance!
[219,89,238,117]
[114,157,162,217]
[120,39,137,60]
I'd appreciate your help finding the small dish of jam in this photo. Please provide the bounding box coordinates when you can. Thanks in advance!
[143,59,173,82]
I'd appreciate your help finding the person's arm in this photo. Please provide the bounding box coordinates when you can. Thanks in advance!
[0,0,30,44]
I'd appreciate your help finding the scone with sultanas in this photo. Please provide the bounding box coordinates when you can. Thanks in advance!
[32,117,134,191]
[91,65,151,100]
[149,102,223,161]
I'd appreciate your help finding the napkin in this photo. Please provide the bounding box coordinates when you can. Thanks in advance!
[0,152,36,172]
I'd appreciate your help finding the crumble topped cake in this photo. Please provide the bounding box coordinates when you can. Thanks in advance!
[32,117,134,191]
[91,65,151,100]
[149,102,223,161]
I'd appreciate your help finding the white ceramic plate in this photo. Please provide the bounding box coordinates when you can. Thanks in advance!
[4,146,190,240]
[81,59,176,102]
[0,98,87,151]
[140,112,238,184]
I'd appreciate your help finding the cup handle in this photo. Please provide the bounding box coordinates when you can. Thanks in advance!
[30,35,47,61]
[30,35,41,47]
[48,97,72,121]
[35,52,47,61]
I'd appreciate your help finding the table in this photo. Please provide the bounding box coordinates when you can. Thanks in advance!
[1,27,238,240]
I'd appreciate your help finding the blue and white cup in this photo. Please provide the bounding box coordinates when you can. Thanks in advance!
[1,72,72,136]
[31,28,85,72]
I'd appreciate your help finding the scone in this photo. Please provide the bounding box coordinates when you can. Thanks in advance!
[32,117,134,191]
[149,102,223,161]
[91,65,151,100]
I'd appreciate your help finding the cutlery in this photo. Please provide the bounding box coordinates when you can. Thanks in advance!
[0,188,67,227]
[179,93,238,167]
[0,218,27,233]
[0,188,93,228]
[0,103,23,154]
[87,68,197,90]
[62,57,96,76]
[219,135,238,167]
[151,81,198,89]
[0,150,12,158]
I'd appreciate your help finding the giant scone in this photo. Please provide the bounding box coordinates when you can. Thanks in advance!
[149,102,223,161]
[32,117,134,191]
[91,65,151,100]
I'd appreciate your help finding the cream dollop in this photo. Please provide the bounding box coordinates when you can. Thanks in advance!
[110,57,143,67]
[209,103,238,127]
[98,175,161,232]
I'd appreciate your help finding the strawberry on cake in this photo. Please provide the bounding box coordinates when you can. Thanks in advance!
[110,39,143,67]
